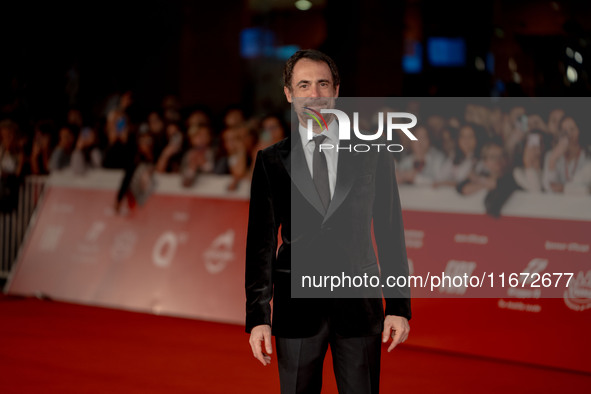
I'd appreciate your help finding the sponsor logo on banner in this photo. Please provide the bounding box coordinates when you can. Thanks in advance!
[564,270,591,311]
[498,299,542,313]
[39,225,64,251]
[204,229,235,274]
[506,258,547,299]
[153,231,188,268]
[545,241,589,253]
[404,230,424,249]
[454,233,488,245]
[440,260,476,295]
[111,230,138,262]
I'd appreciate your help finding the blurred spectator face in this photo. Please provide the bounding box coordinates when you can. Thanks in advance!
[166,123,182,139]
[509,106,526,126]
[465,104,489,126]
[0,123,16,148]
[162,95,181,123]
[164,108,181,123]
[410,126,430,157]
[488,108,503,136]
[222,128,243,154]
[77,126,97,149]
[527,114,547,133]
[523,133,542,169]
[148,112,164,134]
[482,144,506,177]
[448,117,461,129]
[547,109,565,136]
[559,117,580,148]
[187,110,210,128]
[59,127,75,151]
[188,126,212,149]
[67,109,83,127]
[427,115,445,139]
[261,116,285,144]
[458,125,477,157]
[119,91,133,111]
[224,109,245,128]
[138,133,154,159]
[34,129,51,150]
[440,129,455,157]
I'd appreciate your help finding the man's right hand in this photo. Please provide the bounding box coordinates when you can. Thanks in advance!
[249,324,272,366]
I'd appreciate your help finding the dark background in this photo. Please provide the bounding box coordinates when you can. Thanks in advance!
[1,0,590,123]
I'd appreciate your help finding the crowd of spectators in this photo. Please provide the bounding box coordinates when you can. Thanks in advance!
[393,104,591,216]
[1,93,590,216]
[0,91,287,212]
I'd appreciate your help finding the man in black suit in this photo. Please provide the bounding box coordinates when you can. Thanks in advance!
[246,49,411,394]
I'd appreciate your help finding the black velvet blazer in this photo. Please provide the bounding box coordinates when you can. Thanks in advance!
[245,131,411,338]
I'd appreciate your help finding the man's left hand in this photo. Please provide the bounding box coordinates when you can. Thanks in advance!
[382,315,410,352]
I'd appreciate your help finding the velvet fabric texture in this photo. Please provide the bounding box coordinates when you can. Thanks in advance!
[245,131,411,339]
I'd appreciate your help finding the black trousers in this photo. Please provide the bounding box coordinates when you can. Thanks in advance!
[275,318,381,394]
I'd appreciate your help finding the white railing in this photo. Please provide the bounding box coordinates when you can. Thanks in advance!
[0,176,47,278]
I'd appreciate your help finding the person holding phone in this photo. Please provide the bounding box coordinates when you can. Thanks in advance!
[155,123,185,173]
[70,126,103,174]
[542,115,589,193]
[512,130,547,192]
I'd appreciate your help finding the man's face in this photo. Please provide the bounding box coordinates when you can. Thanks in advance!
[284,58,339,132]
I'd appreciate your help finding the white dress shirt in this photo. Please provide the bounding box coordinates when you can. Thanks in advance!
[298,120,339,198]
[542,149,589,193]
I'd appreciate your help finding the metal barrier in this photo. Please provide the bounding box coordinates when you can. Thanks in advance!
[0,176,47,278]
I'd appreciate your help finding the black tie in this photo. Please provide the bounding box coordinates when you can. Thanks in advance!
[312,134,331,211]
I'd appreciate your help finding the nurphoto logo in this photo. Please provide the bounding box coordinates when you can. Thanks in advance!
[303,106,418,153]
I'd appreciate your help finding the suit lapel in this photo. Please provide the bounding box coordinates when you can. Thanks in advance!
[279,131,361,221]
[322,146,358,224]
[280,132,326,216]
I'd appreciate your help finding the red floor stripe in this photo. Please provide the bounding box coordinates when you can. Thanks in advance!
[0,295,589,393]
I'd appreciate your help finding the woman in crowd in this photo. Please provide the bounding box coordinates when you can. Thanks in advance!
[512,129,548,192]
[30,120,54,175]
[180,124,215,187]
[48,124,77,171]
[542,115,589,193]
[457,138,519,217]
[102,110,134,169]
[70,125,103,175]
[155,122,186,174]
[114,126,157,214]
[435,123,485,187]
[396,125,446,186]
[214,126,253,191]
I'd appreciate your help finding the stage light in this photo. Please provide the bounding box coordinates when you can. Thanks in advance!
[508,58,517,72]
[475,56,485,71]
[566,66,578,83]
[512,71,522,84]
[574,51,583,64]
[295,0,312,11]
[566,47,574,58]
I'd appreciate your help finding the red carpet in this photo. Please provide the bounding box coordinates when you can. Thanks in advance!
[0,295,589,393]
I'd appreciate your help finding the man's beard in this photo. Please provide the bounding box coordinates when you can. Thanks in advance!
[293,97,337,133]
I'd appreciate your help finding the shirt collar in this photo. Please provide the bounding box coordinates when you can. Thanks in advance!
[298,119,339,146]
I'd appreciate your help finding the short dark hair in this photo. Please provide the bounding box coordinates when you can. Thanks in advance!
[282,49,340,91]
